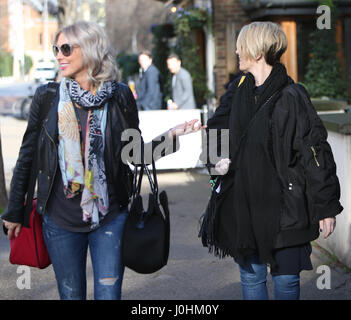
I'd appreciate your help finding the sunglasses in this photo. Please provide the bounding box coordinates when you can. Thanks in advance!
[52,43,78,57]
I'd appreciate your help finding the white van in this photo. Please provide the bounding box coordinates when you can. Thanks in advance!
[34,60,57,83]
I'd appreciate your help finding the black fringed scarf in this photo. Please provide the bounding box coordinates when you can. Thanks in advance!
[204,63,292,268]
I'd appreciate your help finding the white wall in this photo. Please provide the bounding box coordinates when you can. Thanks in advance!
[315,131,351,268]
[138,109,203,170]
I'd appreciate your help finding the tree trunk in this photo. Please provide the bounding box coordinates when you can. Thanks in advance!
[57,0,79,27]
[0,126,8,212]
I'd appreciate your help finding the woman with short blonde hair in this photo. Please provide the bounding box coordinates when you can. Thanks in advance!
[236,21,287,66]
[202,21,342,300]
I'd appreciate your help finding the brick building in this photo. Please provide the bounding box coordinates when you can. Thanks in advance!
[21,2,58,62]
[0,0,9,52]
[157,0,351,102]
[212,0,248,98]
[0,0,58,78]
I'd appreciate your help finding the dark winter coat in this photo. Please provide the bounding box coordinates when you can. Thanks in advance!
[136,64,163,110]
[207,77,343,249]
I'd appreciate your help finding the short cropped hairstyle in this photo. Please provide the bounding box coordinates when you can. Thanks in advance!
[138,50,152,59]
[167,53,181,61]
[236,21,287,66]
[54,20,119,86]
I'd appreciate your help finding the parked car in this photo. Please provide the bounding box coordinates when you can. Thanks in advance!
[33,60,57,83]
[11,83,40,120]
[19,96,33,120]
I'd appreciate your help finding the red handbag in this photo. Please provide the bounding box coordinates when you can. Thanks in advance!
[4,84,58,269]
[9,199,51,269]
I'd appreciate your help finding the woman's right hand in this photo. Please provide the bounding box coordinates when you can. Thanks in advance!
[2,220,22,240]
[215,158,231,175]
[168,119,205,139]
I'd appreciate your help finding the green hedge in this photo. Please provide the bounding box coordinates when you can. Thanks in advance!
[0,51,13,77]
[304,28,348,100]
[151,23,174,103]
[304,0,349,100]
[24,55,33,75]
[172,8,212,106]
[116,52,139,83]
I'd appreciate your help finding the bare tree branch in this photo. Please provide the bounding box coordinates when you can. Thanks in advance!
[106,0,168,54]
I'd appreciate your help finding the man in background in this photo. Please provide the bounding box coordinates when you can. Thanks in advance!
[166,54,196,110]
[136,51,163,110]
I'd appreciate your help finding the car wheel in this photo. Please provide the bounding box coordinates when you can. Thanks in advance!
[20,97,32,120]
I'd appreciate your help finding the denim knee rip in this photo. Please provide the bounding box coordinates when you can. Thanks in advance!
[99,277,119,286]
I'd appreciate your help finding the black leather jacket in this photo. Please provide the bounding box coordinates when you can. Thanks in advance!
[2,81,168,226]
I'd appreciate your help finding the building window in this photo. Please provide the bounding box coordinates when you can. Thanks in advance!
[39,33,43,46]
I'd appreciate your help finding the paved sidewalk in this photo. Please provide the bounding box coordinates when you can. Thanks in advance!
[1,170,351,300]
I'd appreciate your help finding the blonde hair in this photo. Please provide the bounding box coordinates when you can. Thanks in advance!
[54,20,119,86]
[236,21,287,66]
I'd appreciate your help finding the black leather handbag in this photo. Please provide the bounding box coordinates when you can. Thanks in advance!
[122,157,170,274]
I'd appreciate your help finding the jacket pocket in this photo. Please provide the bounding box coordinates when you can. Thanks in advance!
[280,181,309,230]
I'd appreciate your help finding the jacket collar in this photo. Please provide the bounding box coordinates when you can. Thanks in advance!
[43,89,122,147]
[43,88,59,144]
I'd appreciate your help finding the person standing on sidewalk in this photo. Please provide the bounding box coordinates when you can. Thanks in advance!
[166,54,196,110]
[135,51,163,110]
[202,21,343,300]
[1,20,202,300]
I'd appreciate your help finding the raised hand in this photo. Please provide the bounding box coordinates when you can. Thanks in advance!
[168,119,206,138]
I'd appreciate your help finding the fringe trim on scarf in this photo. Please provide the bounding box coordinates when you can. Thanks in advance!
[198,178,232,259]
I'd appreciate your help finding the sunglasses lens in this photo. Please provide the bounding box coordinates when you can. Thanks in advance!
[52,45,59,57]
[53,44,73,57]
[61,44,72,57]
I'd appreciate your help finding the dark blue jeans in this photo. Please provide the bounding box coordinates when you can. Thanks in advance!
[42,210,128,300]
[238,255,300,300]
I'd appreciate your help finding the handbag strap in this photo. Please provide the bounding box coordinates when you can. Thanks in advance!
[132,142,145,198]
[144,158,158,197]
[132,142,159,199]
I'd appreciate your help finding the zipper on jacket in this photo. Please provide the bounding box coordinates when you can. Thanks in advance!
[42,124,58,213]
[32,210,42,268]
[311,146,320,167]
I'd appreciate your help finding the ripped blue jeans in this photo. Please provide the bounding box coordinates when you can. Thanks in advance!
[42,210,128,300]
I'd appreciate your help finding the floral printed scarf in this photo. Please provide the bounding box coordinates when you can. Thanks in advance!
[58,78,117,228]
